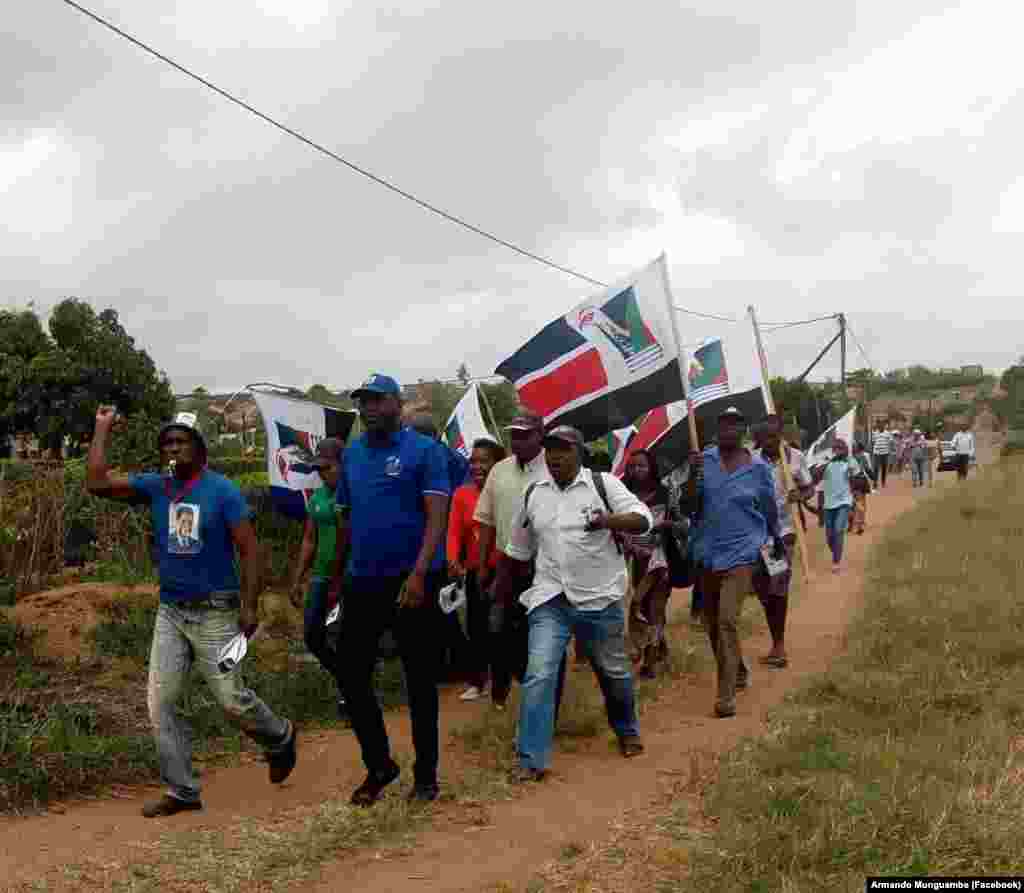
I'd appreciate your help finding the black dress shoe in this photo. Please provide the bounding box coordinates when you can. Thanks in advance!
[141,795,203,818]
[350,760,401,807]
[268,721,298,784]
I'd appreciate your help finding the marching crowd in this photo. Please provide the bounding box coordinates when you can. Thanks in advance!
[83,374,977,817]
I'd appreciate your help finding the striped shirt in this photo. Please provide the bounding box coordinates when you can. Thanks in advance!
[872,431,894,456]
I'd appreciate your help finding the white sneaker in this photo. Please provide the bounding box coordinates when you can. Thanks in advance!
[459,686,483,702]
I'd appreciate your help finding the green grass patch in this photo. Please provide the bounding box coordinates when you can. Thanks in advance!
[673,459,1024,890]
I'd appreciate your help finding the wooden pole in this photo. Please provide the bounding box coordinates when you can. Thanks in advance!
[476,382,506,448]
[658,255,700,453]
[748,305,813,583]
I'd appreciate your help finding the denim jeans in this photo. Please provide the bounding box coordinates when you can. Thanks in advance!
[517,595,638,771]
[148,599,290,803]
[304,577,338,682]
[824,506,852,565]
[911,457,927,487]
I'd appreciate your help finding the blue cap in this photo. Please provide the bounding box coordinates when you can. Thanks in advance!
[351,373,401,399]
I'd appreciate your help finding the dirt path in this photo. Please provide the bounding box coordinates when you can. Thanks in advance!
[1,473,929,892]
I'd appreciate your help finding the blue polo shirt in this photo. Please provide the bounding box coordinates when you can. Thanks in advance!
[697,447,780,572]
[337,428,450,578]
[128,470,250,603]
[443,443,470,490]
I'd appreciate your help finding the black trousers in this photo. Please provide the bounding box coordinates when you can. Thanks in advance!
[491,574,566,717]
[464,571,490,687]
[338,571,445,785]
[875,454,889,487]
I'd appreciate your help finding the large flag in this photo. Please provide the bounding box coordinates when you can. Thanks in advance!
[648,327,768,470]
[606,425,637,476]
[806,407,857,471]
[252,391,357,520]
[443,383,493,459]
[494,256,684,441]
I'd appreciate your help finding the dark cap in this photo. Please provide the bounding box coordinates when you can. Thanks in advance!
[351,373,401,400]
[542,425,585,448]
[309,436,344,466]
[718,405,746,422]
[505,411,544,432]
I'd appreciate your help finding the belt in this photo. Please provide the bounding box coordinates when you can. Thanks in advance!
[178,593,240,610]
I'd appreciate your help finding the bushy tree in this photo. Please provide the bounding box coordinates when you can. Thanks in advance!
[0,299,175,455]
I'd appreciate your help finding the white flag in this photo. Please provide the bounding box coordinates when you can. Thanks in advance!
[443,383,493,459]
[807,407,857,471]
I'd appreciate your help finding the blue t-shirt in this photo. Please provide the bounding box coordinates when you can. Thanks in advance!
[337,428,450,578]
[697,447,780,572]
[444,444,470,491]
[129,471,250,603]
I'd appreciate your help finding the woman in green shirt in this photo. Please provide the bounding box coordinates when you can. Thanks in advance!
[289,438,344,709]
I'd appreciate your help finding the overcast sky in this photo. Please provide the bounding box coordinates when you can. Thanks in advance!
[4,0,1022,394]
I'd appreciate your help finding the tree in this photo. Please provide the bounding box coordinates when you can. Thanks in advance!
[0,299,175,454]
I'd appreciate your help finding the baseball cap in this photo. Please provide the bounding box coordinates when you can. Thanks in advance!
[505,412,544,432]
[718,406,746,422]
[542,425,585,448]
[351,373,401,400]
[309,436,344,467]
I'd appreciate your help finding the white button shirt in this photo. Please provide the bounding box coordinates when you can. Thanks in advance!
[505,469,653,614]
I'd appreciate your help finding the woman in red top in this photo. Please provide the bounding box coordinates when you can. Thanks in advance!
[447,438,506,701]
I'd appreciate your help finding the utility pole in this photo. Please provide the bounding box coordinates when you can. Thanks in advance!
[839,313,848,412]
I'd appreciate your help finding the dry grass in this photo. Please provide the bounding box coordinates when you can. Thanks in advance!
[523,460,1024,892]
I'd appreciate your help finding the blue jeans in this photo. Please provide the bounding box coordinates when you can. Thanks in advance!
[304,577,338,682]
[148,600,290,803]
[824,506,851,565]
[517,595,639,771]
[911,457,927,487]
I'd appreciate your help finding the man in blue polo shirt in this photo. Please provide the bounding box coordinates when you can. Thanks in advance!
[86,407,296,818]
[335,374,450,805]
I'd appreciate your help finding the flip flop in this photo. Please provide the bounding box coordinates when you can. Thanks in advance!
[758,655,788,668]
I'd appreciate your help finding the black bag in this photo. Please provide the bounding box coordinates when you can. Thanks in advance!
[662,524,693,588]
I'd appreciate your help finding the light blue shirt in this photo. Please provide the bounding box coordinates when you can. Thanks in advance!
[697,447,780,572]
[822,457,861,510]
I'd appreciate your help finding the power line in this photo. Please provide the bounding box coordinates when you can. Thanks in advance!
[62,1,857,337]
[62,0,608,289]
[846,320,880,373]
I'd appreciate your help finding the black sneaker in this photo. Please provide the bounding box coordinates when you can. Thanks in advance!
[141,795,203,818]
[509,767,547,784]
[407,781,440,803]
[350,760,401,807]
[268,721,298,784]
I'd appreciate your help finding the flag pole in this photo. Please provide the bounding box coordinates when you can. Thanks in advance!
[658,255,700,453]
[748,305,812,583]
[476,382,506,448]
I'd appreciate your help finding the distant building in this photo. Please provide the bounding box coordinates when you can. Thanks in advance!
[961,364,984,377]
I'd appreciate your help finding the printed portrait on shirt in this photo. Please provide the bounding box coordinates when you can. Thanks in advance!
[167,503,203,555]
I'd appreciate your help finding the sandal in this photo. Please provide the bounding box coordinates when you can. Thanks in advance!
[758,655,788,668]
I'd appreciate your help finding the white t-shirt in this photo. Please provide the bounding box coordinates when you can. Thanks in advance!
[951,431,975,457]
[753,447,812,537]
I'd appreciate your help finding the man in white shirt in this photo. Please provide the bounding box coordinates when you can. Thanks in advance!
[951,423,976,481]
[871,421,894,489]
[474,412,557,709]
[496,425,652,781]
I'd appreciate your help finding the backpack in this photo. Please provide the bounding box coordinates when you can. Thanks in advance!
[522,471,622,554]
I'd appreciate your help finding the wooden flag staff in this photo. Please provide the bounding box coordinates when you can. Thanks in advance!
[748,305,813,584]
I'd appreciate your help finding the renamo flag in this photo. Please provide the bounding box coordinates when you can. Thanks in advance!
[606,425,637,476]
[252,391,357,520]
[649,328,767,470]
[444,383,493,459]
[494,256,683,441]
[615,402,689,475]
